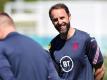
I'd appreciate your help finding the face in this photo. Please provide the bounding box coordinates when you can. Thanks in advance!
[50,9,71,34]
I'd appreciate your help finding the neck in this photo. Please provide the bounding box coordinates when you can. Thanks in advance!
[66,27,75,40]
[60,27,75,40]
[2,26,16,39]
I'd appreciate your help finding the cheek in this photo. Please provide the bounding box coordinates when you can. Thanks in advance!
[53,22,58,27]
[65,19,69,23]
[53,21,58,25]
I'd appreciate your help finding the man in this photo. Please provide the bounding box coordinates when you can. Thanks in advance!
[48,3,105,80]
[0,12,60,80]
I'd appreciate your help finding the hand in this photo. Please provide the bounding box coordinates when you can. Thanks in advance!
[94,64,105,80]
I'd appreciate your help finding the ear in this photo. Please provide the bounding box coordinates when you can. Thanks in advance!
[0,27,3,39]
[69,13,71,20]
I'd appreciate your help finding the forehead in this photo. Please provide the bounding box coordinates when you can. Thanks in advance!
[51,9,68,18]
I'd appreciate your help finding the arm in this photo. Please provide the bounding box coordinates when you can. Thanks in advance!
[0,47,16,80]
[85,37,105,80]
[94,64,105,80]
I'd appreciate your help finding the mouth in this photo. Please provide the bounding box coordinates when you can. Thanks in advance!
[59,25,67,33]
[60,26,65,31]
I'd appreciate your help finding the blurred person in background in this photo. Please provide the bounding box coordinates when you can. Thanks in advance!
[0,12,61,80]
[48,3,105,80]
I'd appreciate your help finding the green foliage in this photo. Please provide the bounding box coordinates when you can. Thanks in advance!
[0,0,11,12]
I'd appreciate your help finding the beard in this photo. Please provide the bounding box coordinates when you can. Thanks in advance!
[56,22,70,40]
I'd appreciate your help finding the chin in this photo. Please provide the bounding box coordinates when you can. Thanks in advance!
[61,30,67,34]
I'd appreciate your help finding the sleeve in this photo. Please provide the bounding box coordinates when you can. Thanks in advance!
[85,37,104,69]
[0,47,16,80]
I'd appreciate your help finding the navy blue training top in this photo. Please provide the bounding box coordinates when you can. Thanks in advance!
[49,29,103,80]
[0,32,60,80]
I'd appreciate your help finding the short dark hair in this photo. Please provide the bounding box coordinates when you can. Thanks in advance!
[49,3,70,19]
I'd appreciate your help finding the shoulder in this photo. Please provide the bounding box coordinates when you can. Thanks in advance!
[0,41,6,53]
[50,34,61,45]
[76,29,97,43]
[75,29,91,40]
[76,29,90,37]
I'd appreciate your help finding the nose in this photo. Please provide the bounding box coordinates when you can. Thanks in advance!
[58,19,63,25]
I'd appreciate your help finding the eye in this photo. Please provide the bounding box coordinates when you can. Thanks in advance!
[60,17,64,20]
[52,18,58,22]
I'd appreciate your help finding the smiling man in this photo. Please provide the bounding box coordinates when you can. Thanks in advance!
[48,3,105,80]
